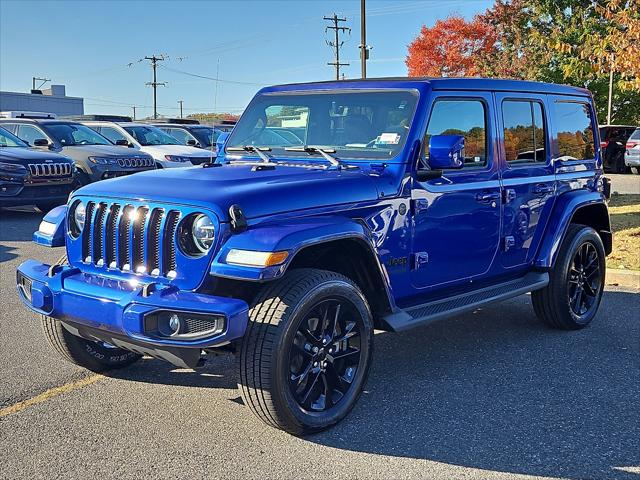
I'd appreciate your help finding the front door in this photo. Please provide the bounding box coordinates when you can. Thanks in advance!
[411,93,502,290]
[495,92,555,269]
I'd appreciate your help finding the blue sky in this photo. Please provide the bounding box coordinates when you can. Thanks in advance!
[0,0,492,118]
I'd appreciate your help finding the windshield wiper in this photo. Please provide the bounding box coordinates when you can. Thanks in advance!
[227,145,274,163]
[284,146,340,167]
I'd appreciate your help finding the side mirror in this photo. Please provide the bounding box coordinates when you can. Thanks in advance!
[186,139,197,147]
[216,132,230,155]
[428,134,465,169]
[114,139,129,146]
[33,138,49,147]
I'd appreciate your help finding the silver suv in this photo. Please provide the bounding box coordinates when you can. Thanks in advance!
[0,117,155,186]
[625,128,640,174]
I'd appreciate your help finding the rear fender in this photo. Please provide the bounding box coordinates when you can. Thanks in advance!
[535,190,611,269]
[33,205,67,247]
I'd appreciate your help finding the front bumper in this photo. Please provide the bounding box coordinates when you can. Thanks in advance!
[16,260,249,367]
[0,181,73,206]
[624,153,640,167]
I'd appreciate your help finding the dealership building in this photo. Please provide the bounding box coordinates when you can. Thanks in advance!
[0,85,84,116]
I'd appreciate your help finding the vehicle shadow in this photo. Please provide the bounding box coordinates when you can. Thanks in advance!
[0,207,42,243]
[104,291,639,479]
[306,291,640,480]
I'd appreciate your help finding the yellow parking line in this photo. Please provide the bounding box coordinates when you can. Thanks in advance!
[0,374,103,418]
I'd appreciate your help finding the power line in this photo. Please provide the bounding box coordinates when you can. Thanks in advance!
[159,64,263,86]
[324,13,351,81]
[144,54,167,119]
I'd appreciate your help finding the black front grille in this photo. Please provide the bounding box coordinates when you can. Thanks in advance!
[116,157,154,168]
[82,201,180,278]
[28,163,73,177]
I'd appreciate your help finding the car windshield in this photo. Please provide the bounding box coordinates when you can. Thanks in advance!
[190,127,220,147]
[226,90,418,160]
[124,125,181,146]
[46,123,112,146]
[0,126,29,147]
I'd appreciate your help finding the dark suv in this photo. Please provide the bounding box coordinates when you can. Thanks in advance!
[0,117,155,186]
[0,126,74,212]
[152,119,222,151]
[16,78,611,435]
[599,124,637,173]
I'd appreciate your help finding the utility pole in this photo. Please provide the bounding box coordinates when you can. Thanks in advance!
[324,13,350,81]
[178,100,184,119]
[32,76,50,91]
[607,53,614,125]
[145,54,167,119]
[131,106,137,120]
[359,0,368,79]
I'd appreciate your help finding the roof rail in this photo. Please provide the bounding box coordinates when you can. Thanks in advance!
[148,118,200,125]
[62,114,133,122]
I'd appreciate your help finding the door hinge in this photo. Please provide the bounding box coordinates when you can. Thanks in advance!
[503,188,516,204]
[504,236,516,251]
[413,252,429,269]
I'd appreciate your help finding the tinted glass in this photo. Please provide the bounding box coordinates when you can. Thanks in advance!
[0,126,29,147]
[190,127,220,147]
[502,101,545,163]
[425,99,486,166]
[630,128,640,141]
[555,102,595,160]
[16,124,48,145]
[166,128,193,145]
[46,123,111,146]
[98,126,127,143]
[227,90,418,160]
[124,126,180,146]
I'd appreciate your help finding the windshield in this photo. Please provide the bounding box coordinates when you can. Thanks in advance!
[124,125,181,146]
[226,90,418,160]
[46,123,112,146]
[0,126,29,147]
[190,127,220,148]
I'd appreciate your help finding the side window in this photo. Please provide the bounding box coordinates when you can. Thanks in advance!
[425,99,487,167]
[554,102,595,160]
[98,126,127,144]
[166,128,191,145]
[16,125,48,145]
[502,100,546,163]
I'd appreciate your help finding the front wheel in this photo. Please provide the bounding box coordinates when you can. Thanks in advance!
[40,255,141,371]
[238,268,373,435]
[631,166,640,175]
[532,225,605,330]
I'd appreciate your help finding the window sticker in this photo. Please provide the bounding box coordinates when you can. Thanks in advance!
[378,133,401,144]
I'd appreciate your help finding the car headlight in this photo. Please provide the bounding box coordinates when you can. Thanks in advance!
[70,201,86,238]
[88,156,116,165]
[192,214,215,253]
[164,155,189,163]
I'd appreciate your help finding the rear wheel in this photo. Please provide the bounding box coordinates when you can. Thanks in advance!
[73,170,91,189]
[238,268,373,435]
[532,225,605,330]
[40,255,141,372]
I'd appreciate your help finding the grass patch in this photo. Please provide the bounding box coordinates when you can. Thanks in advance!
[608,194,640,271]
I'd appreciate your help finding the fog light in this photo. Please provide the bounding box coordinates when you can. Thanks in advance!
[168,314,181,335]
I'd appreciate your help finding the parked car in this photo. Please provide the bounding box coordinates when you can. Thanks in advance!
[624,128,640,174]
[599,125,637,173]
[151,119,222,152]
[0,115,155,187]
[0,126,74,212]
[17,78,611,436]
[81,121,215,168]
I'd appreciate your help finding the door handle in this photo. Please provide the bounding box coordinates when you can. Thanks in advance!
[475,192,500,203]
[533,183,554,195]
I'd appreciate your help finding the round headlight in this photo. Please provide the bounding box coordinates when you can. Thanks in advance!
[73,201,86,232]
[192,214,215,253]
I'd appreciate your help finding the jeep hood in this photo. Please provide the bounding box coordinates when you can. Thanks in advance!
[0,147,71,163]
[75,162,381,220]
[140,145,215,159]
[61,144,149,158]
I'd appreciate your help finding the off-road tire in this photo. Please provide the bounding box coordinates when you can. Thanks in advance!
[532,225,605,330]
[40,255,141,371]
[237,268,374,436]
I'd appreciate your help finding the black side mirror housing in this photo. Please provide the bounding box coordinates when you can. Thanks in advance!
[114,139,129,146]
[33,138,49,147]
[186,139,197,147]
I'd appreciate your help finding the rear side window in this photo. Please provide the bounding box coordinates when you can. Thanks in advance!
[502,100,546,163]
[16,124,48,145]
[554,102,595,160]
[425,99,487,166]
[631,129,640,141]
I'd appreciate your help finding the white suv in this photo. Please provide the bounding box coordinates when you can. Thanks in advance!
[82,121,215,168]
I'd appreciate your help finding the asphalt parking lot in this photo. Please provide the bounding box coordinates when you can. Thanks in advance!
[1,175,638,480]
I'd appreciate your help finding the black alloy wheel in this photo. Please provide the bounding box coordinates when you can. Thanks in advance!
[567,242,602,316]
[288,298,362,412]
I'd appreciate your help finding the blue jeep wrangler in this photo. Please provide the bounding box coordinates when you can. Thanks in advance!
[16,78,612,435]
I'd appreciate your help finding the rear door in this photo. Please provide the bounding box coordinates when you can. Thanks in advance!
[495,92,555,269]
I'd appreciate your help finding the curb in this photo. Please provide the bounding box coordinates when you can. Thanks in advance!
[606,268,640,290]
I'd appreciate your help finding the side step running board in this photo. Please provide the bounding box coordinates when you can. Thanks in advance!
[383,272,549,332]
